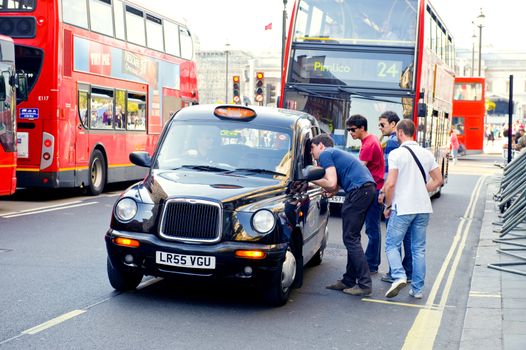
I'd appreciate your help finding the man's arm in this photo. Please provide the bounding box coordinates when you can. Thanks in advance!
[426,167,443,193]
[312,166,338,193]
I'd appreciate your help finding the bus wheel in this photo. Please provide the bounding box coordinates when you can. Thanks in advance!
[88,149,106,195]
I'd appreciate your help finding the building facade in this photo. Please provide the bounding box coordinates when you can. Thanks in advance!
[195,49,281,106]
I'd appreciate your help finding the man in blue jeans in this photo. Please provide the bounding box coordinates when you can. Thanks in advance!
[311,134,376,296]
[382,119,443,299]
[377,111,412,283]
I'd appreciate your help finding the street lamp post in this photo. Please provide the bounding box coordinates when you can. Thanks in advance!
[475,8,485,76]
[225,43,230,103]
[471,29,476,76]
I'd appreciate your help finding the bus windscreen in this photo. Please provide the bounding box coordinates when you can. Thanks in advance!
[294,0,418,47]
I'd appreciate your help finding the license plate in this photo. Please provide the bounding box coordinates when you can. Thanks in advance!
[329,195,345,204]
[155,251,216,269]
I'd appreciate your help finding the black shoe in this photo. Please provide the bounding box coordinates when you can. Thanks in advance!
[381,274,394,283]
[343,286,372,297]
[326,280,350,291]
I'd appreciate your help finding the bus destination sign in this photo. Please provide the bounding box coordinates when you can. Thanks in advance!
[308,57,403,84]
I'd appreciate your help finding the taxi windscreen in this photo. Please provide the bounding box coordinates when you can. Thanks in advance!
[155,120,293,176]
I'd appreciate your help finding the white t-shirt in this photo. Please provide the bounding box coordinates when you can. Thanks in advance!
[388,141,439,215]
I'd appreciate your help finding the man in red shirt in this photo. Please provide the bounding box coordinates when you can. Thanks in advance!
[347,114,385,274]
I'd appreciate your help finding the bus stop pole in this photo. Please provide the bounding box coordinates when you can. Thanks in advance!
[508,75,514,163]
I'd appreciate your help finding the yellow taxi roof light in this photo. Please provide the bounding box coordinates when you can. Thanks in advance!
[214,106,257,119]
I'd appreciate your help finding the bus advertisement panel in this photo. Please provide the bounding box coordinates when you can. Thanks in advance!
[280,0,455,200]
[0,35,18,196]
[453,77,485,152]
[0,0,198,195]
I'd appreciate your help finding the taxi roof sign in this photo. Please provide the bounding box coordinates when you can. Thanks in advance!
[214,105,257,119]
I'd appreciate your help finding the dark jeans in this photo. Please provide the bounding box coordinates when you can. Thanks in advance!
[386,216,413,279]
[365,189,382,272]
[341,182,375,289]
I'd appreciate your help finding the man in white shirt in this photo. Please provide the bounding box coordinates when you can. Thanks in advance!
[382,119,443,299]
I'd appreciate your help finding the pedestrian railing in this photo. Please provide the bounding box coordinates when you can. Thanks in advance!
[489,148,526,276]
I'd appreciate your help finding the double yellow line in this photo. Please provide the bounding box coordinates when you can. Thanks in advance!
[403,175,486,349]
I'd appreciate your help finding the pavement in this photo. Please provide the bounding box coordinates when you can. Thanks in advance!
[459,140,526,350]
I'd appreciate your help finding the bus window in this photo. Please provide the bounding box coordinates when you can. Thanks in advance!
[78,89,89,128]
[125,5,145,46]
[164,21,180,57]
[89,0,114,37]
[113,0,126,40]
[62,0,89,29]
[146,14,164,52]
[90,87,114,130]
[127,92,146,131]
[180,28,193,60]
[115,90,126,130]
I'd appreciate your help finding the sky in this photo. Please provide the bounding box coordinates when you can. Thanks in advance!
[130,0,526,53]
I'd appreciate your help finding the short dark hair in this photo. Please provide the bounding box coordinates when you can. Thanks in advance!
[311,134,334,148]
[346,114,368,131]
[379,111,400,125]
[396,119,415,137]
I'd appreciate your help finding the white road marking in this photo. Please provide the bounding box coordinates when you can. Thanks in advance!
[21,310,86,335]
[2,202,99,218]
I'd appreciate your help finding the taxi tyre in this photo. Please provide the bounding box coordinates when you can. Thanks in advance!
[107,257,143,291]
[264,247,297,306]
[88,149,106,196]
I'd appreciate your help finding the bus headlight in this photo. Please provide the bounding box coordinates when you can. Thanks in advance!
[115,198,138,222]
[251,209,276,234]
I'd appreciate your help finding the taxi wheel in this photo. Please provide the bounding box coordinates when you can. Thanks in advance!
[107,257,143,291]
[264,248,296,307]
[88,150,106,196]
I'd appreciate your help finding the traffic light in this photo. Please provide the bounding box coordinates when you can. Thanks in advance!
[232,75,241,104]
[266,83,276,105]
[255,72,264,104]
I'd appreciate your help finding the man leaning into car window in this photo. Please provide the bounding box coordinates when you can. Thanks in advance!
[310,134,376,297]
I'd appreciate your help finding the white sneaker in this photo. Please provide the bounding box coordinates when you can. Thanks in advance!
[409,289,423,299]
[385,279,407,298]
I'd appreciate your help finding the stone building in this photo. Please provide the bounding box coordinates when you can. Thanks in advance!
[195,49,282,106]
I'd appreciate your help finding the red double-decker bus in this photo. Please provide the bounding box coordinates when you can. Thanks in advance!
[280,0,455,200]
[0,0,198,195]
[452,77,485,152]
[0,35,18,196]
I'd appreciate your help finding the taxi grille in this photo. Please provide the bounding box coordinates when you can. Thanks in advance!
[160,200,221,243]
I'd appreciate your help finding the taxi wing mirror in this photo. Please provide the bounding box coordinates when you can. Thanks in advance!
[301,165,325,181]
[130,151,152,168]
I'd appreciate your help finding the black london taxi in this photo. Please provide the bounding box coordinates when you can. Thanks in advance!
[105,105,330,306]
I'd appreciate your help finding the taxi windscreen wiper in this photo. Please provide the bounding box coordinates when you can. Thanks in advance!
[179,165,231,172]
[233,168,287,177]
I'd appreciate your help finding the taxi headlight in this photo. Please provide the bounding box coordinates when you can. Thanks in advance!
[115,197,138,222]
[251,209,276,234]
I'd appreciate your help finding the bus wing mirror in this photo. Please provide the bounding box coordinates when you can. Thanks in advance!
[0,76,6,102]
[130,151,152,168]
[418,102,427,117]
[16,73,28,102]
